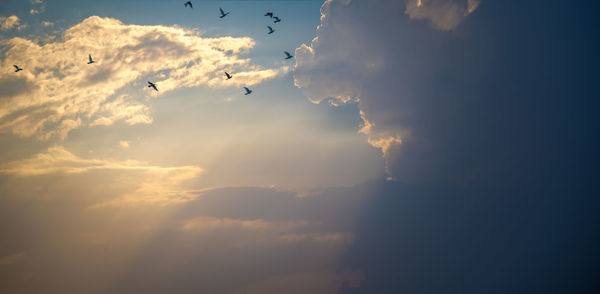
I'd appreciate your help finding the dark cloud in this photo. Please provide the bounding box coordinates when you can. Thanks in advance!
[295,0,600,185]
[1,178,597,293]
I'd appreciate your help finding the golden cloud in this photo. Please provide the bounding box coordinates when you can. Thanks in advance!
[0,146,204,206]
[0,16,285,140]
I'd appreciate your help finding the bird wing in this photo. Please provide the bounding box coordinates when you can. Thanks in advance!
[89,55,93,62]
[285,51,291,57]
[13,65,18,69]
[220,8,224,14]
[268,26,273,31]
[244,87,250,92]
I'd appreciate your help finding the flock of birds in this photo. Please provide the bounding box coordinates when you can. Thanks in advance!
[12,2,296,97]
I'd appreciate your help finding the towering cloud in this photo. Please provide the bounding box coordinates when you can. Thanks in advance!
[295,0,481,181]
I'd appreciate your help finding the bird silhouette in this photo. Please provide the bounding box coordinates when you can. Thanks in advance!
[243,87,252,95]
[87,54,95,64]
[148,81,158,92]
[267,25,274,34]
[265,12,273,18]
[273,16,281,23]
[284,51,294,59]
[13,65,23,72]
[184,1,192,9]
[219,8,230,18]
[225,72,232,80]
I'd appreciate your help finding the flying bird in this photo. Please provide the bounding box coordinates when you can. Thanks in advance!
[219,8,230,18]
[13,65,23,72]
[148,81,158,92]
[225,72,232,80]
[265,12,273,18]
[284,51,294,59]
[184,1,192,9]
[87,54,95,64]
[273,16,281,23]
[267,25,274,34]
[243,87,252,95]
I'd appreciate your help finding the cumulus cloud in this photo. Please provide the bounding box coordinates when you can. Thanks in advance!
[0,15,24,31]
[0,16,284,140]
[405,0,480,30]
[41,21,53,27]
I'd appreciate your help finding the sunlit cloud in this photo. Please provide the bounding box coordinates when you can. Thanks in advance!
[0,15,25,31]
[405,0,481,30]
[29,0,46,15]
[0,16,284,140]
[0,146,204,205]
[182,216,309,232]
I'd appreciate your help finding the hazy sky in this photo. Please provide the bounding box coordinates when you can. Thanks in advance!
[1,1,599,293]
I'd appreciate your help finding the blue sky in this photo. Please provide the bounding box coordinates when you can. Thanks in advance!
[1,0,599,293]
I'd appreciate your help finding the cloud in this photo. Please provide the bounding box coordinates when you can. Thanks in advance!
[0,15,25,31]
[29,0,46,15]
[0,16,284,140]
[405,0,481,30]
[41,21,53,27]
[0,146,203,205]
[294,0,483,182]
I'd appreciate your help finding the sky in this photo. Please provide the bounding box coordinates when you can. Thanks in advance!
[0,0,599,293]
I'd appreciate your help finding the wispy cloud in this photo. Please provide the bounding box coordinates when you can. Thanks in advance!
[0,146,204,205]
[0,16,284,140]
[29,0,46,15]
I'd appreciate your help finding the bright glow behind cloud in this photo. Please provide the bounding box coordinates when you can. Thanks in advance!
[0,16,284,140]
[0,146,203,205]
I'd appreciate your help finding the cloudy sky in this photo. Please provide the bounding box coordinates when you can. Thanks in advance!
[1,0,598,293]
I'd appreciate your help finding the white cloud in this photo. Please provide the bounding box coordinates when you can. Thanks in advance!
[41,21,54,27]
[0,16,284,140]
[405,0,480,30]
[0,15,24,31]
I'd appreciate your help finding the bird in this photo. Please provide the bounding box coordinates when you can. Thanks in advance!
[273,16,281,23]
[267,25,274,34]
[219,8,230,18]
[13,65,23,72]
[225,72,232,80]
[265,12,273,18]
[243,87,252,95]
[184,1,192,9]
[284,51,294,59]
[87,54,95,64]
[148,81,158,92]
